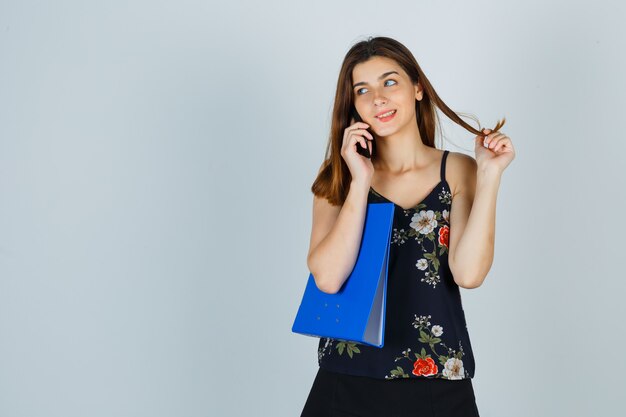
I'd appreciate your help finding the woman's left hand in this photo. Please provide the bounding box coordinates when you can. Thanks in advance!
[474,128,515,174]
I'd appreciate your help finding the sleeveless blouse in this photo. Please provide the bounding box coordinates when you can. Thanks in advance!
[317,150,476,380]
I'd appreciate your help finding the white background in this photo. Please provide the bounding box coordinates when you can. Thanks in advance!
[1,0,625,416]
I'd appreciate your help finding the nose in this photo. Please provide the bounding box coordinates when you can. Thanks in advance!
[372,89,388,105]
[373,94,387,105]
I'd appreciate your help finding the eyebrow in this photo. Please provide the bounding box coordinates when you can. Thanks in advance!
[353,71,400,89]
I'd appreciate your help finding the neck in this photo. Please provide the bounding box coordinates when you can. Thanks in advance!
[372,123,433,174]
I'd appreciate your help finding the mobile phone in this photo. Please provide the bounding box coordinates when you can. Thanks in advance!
[351,107,373,159]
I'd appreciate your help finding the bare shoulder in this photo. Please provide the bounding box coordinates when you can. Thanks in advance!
[445,151,477,197]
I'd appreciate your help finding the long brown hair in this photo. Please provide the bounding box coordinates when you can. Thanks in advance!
[311,36,506,206]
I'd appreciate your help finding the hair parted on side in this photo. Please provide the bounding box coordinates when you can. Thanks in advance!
[311,35,506,206]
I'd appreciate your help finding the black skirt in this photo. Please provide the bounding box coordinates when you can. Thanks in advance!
[301,367,480,417]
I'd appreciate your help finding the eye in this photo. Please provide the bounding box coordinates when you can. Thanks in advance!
[355,79,398,95]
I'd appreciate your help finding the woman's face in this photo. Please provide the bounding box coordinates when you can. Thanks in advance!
[351,56,422,135]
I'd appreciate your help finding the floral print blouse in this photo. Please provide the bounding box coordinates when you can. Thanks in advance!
[317,150,476,380]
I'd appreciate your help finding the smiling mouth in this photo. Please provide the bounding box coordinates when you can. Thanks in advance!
[376,109,397,122]
[376,109,397,118]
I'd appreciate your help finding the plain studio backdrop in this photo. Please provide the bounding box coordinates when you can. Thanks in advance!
[1,0,625,416]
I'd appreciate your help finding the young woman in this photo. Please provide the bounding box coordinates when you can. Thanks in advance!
[300,36,515,417]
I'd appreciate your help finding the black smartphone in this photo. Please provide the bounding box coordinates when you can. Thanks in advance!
[351,107,373,159]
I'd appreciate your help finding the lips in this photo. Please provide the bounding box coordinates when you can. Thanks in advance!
[376,109,397,122]
[375,109,397,118]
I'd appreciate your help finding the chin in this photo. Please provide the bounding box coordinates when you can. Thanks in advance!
[373,125,396,137]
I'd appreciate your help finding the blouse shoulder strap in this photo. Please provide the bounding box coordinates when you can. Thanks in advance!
[440,150,450,182]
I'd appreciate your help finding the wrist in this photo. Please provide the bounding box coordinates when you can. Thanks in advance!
[477,164,502,179]
[476,168,502,188]
[350,178,371,191]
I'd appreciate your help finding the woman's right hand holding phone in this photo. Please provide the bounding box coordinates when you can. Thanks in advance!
[341,118,374,188]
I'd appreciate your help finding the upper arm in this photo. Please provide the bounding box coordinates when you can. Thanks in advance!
[447,152,477,274]
[307,193,342,266]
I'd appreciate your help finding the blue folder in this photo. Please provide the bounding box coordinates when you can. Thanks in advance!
[292,202,395,348]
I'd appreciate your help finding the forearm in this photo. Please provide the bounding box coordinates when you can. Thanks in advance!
[453,169,501,288]
[307,181,370,293]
